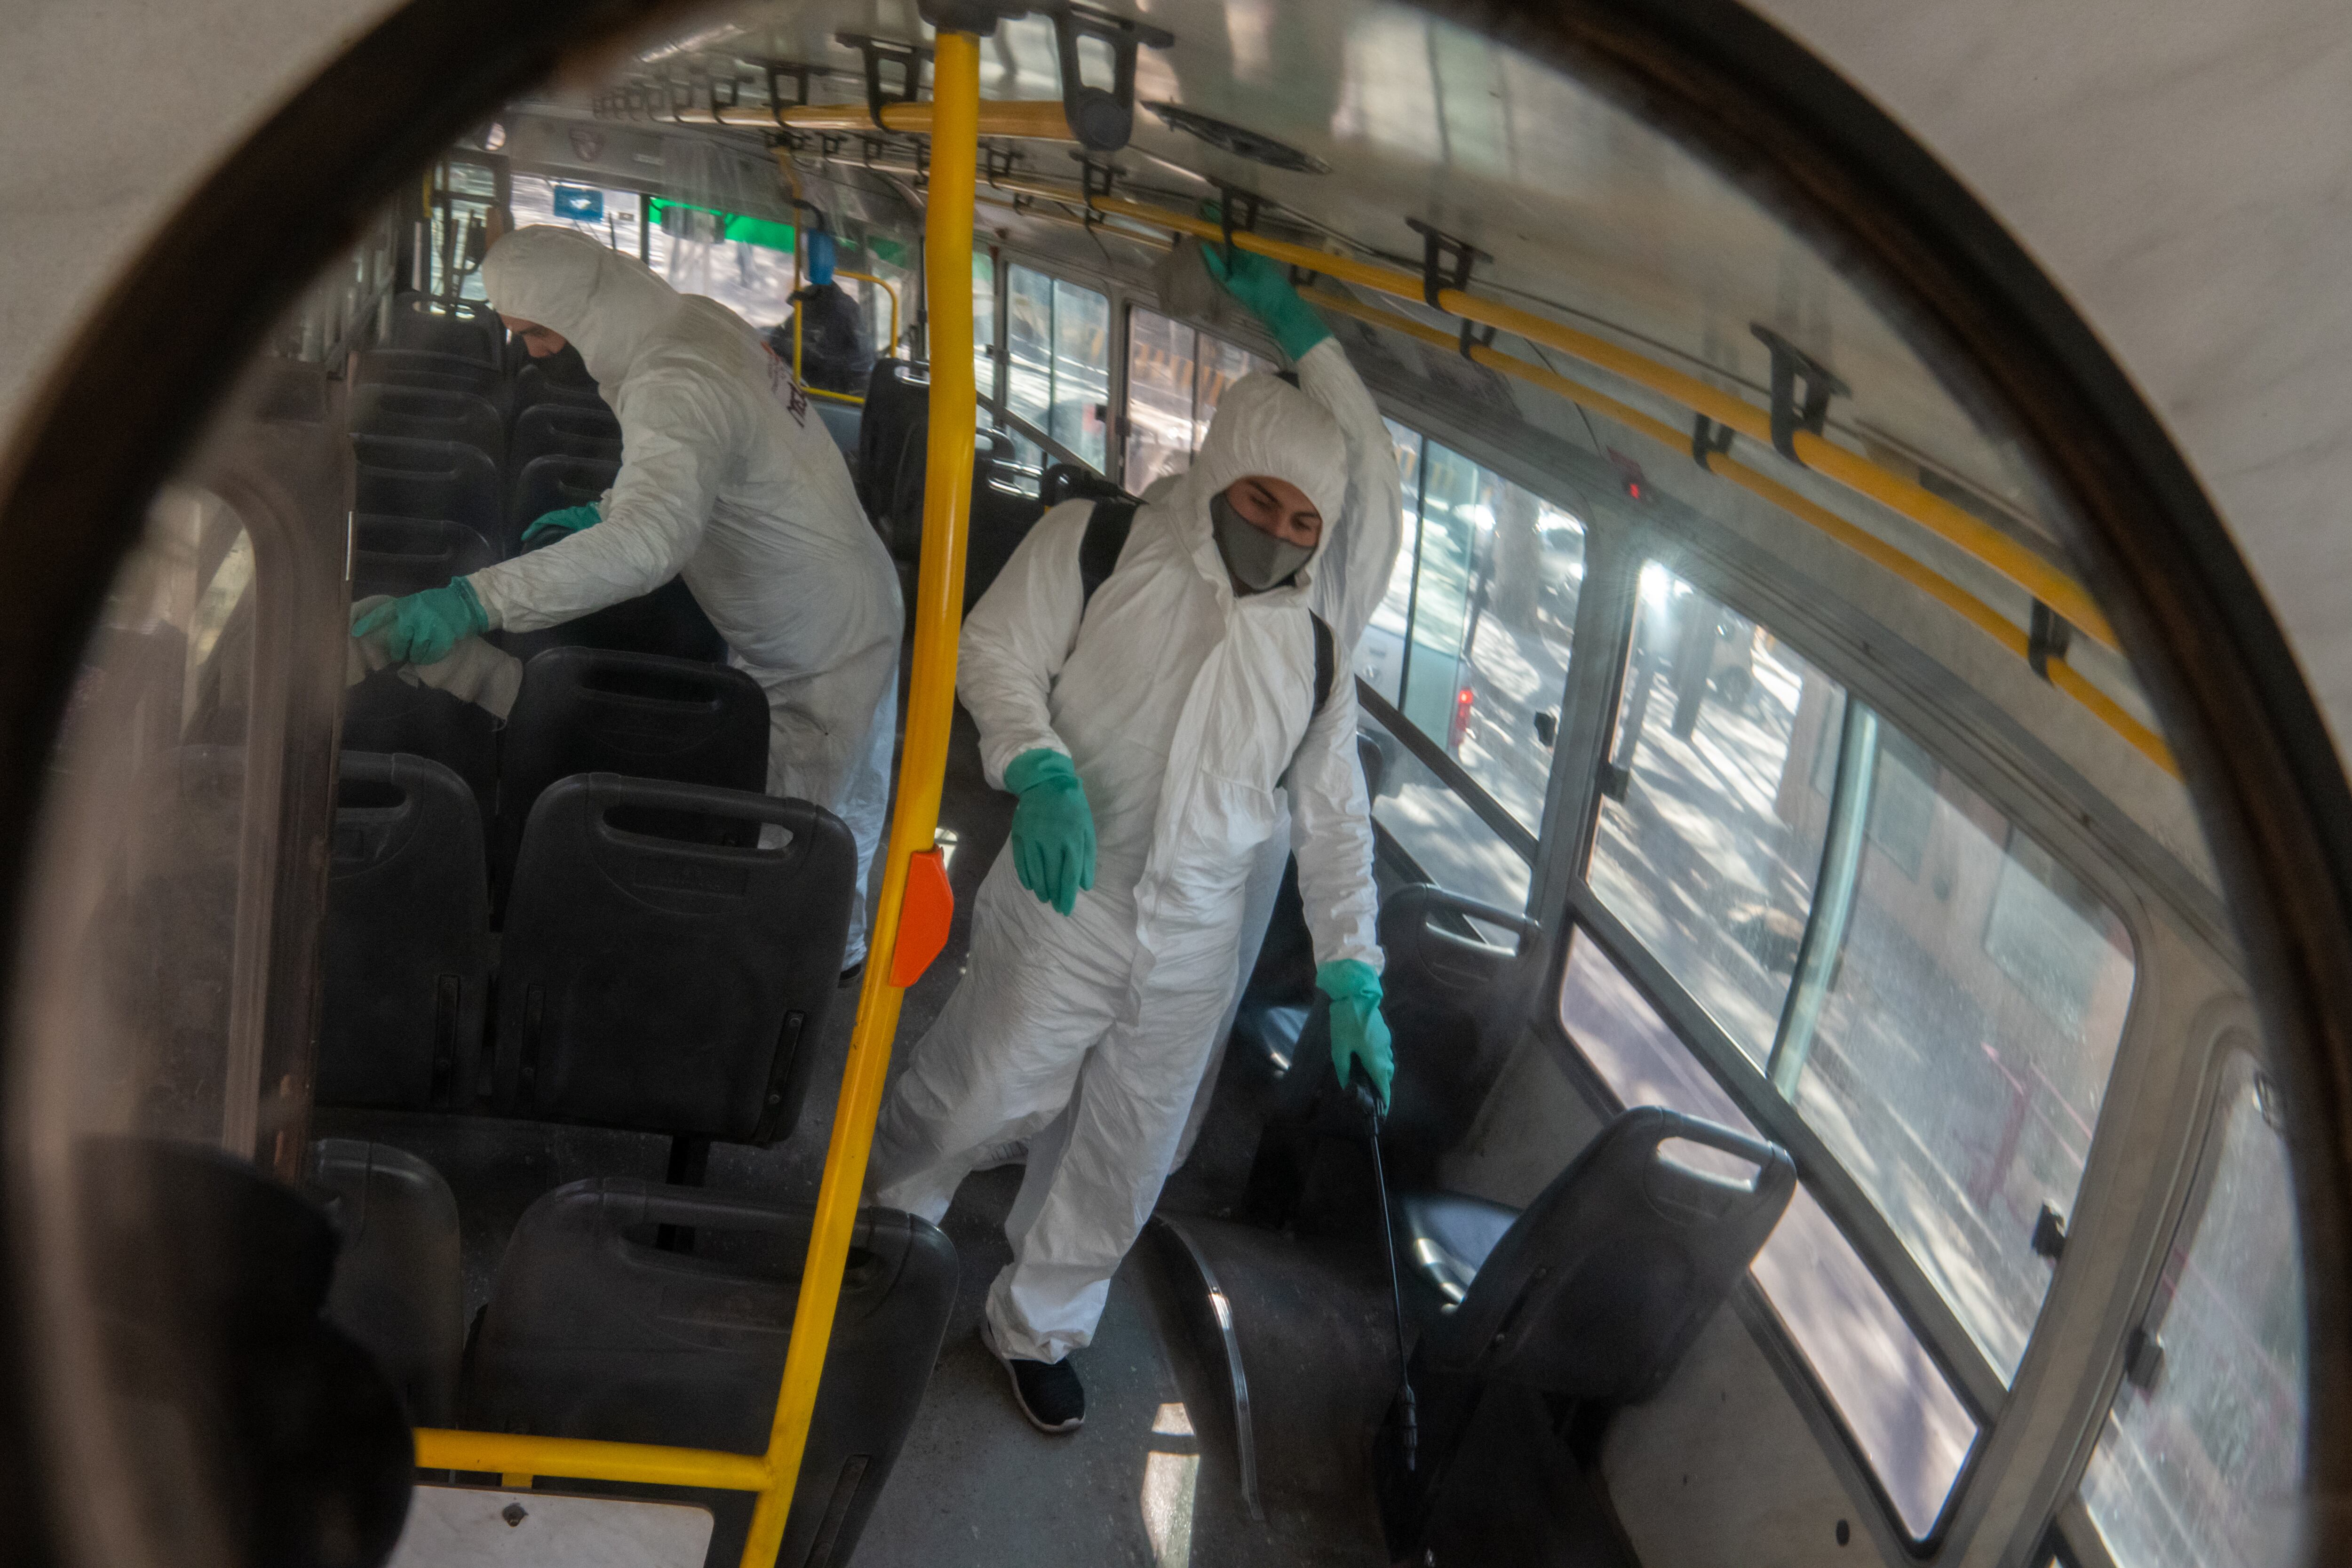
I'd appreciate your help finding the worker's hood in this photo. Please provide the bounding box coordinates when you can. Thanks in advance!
[483,226,686,386]
[1172,373,1350,597]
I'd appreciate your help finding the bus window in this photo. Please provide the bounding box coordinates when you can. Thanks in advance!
[2079,1052,2304,1568]
[1121,306,1274,494]
[1398,440,1483,740]
[1049,277,1110,469]
[1356,420,1424,705]
[1357,697,1532,921]
[1449,476,1581,830]
[1783,730,2136,1381]
[1006,263,1054,435]
[1587,565,1837,1062]
[1562,930,1978,1539]
[974,252,998,403]
[510,173,644,260]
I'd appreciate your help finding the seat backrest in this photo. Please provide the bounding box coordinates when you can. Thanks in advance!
[1427,1107,1794,1403]
[317,752,491,1111]
[498,574,730,670]
[340,669,500,830]
[351,383,505,465]
[495,647,769,886]
[509,401,622,480]
[965,459,1049,613]
[853,357,929,518]
[493,777,857,1144]
[352,432,502,540]
[354,348,505,411]
[351,515,499,599]
[313,1138,466,1426]
[511,355,608,423]
[887,424,1007,565]
[506,453,618,552]
[388,294,503,364]
[465,1180,954,1568]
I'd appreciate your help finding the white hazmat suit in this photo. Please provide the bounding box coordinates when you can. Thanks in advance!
[867,373,1383,1363]
[472,228,903,960]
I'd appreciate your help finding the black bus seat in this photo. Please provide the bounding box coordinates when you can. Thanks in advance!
[312,1138,466,1426]
[1408,1108,1793,1393]
[389,293,504,364]
[494,499,729,669]
[355,348,506,413]
[965,454,1049,614]
[353,432,502,544]
[813,397,860,460]
[504,452,615,555]
[350,383,505,466]
[351,515,497,601]
[509,401,621,482]
[341,672,500,842]
[852,357,928,519]
[493,649,768,893]
[1243,880,1538,1233]
[512,354,607,423]
[317,752,491,1112]
[1380,1109,1793,1552]
[463,1181,954,1568]
[492,776,856,1146]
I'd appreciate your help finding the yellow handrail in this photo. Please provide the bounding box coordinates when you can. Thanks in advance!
[837,270,901,354]
[1302,287,2177,777]
[739,28,981,1566]
[664,96,1073,142]
[410,1429,770,1492]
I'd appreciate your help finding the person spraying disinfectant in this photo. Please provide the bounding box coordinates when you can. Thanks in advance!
[864,363,1391,1436]
[351,225,903,965]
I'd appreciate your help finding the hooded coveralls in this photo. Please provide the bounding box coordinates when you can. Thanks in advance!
[471,228,903,959]
[867,374,1383,1362]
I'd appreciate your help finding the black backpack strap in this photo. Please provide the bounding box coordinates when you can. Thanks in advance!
[1078,498,1139,613]
[1311,613,1337,717]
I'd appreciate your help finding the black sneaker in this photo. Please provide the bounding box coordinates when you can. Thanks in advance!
[981,1319,1084,1434]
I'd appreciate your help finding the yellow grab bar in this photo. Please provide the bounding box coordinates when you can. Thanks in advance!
[1305,287,2176,777]
[738,28,983,1567]
[788,269,899,405]
[664,96,1073,142]
[411,1429,770,1492]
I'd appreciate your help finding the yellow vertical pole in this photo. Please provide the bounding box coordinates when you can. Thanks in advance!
[735,28,980,1568]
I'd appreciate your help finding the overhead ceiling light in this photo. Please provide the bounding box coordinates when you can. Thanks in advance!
[1143,103,1328,175]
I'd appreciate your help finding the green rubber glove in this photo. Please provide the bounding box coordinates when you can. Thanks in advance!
[520,502,602,548]
[1003,748,1097,917]
[1317,959,1394,1107]
[350,578,490,666]
[1199,214,1332,363]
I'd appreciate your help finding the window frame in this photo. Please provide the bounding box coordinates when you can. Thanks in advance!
[991,255,1120,480]
[1519,501,2178,1549]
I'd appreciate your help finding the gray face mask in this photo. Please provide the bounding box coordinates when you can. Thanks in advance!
[1211,489,1316,594]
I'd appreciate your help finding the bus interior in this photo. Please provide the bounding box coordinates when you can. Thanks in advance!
[0,4,2326,1568]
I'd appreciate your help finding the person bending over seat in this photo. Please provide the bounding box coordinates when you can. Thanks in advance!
[352,227,902,963]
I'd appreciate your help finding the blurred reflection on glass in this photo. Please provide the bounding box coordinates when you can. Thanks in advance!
[1588,567,1834,1061]
[2082,1052,2304,1568]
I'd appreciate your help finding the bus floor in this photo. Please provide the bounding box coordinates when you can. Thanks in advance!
[320,696,1392,1567]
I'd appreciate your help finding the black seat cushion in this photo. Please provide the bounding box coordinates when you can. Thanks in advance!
[352,431,502,542]
[1397,1190,1521,1310]
[313,1139,466,1426]
[351,515,498,599]
[351,383,505,466]
[465,1180,955,1568]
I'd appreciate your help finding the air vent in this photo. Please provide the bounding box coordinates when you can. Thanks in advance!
[1143,103,1329,174]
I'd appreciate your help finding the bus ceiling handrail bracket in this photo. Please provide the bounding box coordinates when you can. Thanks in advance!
[1079,153,1126,204]
[984,143,1022,186]
[1691,414,1736,472]
[1750,323,1849,464]
[1405,216,1492,357]
[748,57,814,114]
[1213,182,1263,261]
[836,32,932,127]
[1044,2,1175,152]
[2027,600,2074,682]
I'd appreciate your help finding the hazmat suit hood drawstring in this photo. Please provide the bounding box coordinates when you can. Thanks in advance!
[1166,373,1350,599]
[483,226,688,387]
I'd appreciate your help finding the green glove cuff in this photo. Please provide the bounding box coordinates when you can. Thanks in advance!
[1315,958,1383,1006]
[450,575,491,636]
[520,502,603,547]
[1004,746,1081,797]
[1262,294,1333,363]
